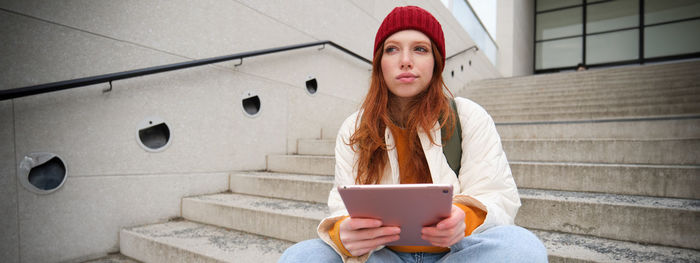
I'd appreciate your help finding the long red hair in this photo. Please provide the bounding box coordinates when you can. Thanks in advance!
[348,41,455,185]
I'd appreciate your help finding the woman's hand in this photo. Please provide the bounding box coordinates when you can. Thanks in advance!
[339,218,401,257]
[421,205,466,247]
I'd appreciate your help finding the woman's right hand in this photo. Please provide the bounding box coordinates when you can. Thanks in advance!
[339,218,401,257]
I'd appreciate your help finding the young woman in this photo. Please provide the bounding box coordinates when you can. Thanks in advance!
[280,6,547,263]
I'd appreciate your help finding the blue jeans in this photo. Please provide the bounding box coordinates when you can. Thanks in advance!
[278,225,548,262]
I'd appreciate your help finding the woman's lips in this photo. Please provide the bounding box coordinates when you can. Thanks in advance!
[396,73,418,83]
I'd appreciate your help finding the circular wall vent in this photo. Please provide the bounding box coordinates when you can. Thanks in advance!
[18,152,67,194]
[137,117,172,152]
[241,91,261,117]
[306,77,318,95]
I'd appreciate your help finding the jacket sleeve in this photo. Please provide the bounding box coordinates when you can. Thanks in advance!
[316,112,372,263]
[454,97,520,233]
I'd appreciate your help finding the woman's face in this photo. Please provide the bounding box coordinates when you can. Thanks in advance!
[381,30,435,100]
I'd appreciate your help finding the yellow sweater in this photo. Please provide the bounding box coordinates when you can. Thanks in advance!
[329,126,486,256]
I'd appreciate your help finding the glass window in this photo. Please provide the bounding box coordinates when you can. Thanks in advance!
[587,0,639,33]
[645,0,700,25]
[536,37,582,69]
[645,19,700,58]
[587,29,639,64]
[537,0,582,12]
[536,7,583,40]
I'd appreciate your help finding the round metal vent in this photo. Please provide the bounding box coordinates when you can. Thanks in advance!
[306,77,318,95]
[18,152,68,194]
[241,91,262,117]
[137,117,172,152]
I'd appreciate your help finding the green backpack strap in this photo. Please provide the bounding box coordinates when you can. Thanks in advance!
[441,99,462,177]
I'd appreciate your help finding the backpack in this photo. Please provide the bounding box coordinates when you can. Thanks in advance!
[440,99,462,177]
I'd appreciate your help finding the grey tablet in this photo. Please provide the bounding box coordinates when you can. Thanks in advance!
[337,184,453,246]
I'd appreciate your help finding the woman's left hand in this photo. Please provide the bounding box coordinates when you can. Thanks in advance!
[421,204,466,247]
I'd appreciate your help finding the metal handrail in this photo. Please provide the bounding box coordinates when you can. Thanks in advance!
[0,40,371,101]
[446,45,479,61]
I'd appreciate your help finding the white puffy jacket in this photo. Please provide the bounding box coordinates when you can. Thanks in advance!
[316,97,521,263]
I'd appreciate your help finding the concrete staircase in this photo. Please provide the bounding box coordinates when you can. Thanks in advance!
[116,61,700,262]
[458,61,700,262]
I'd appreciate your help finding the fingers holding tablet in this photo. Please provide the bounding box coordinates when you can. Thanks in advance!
[421,205,466,247]
[339,218,401,256]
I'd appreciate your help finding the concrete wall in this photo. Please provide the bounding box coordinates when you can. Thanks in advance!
[0,0,499,262]
[497,0,535,77]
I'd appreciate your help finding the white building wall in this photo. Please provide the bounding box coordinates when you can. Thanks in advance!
[0,1,499,262]
[497,0,535,77]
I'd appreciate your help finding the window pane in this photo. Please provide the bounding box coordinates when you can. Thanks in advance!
[537,7,583,40]
[645,19,700,58]
[587,0,639,33]
[645,0,700,25]
[537,0,582,12]
[587,29,639,64]
[536,37,582,69]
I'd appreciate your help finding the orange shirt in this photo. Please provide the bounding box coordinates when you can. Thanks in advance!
[329,126,486,257]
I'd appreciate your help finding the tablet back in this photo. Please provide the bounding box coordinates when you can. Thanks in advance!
[338,184,453,246]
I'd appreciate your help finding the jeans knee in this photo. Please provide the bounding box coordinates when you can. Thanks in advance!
[278,239,341,263]
[490,226,548,262]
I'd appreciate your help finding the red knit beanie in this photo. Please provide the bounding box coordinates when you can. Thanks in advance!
[374,6,446,64]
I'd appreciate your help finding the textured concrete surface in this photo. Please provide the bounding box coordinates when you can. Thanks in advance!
[503,138,700,165]
[229,172,333,203]
[460,60,700,122]
[496,117,700,139]
[479,88,700,109]
[13,65,287,177]
[0,100,19,263]
[534,230,700,263]
[489,107,700,122]
[0,10,186,89]
[82,253,141,263]
[0,0,313,71]
[298,139,335,156]
[486,98,700,116]
[512,161,700,199]
[17,172,228,263]
[488,103,700,122]
[182,193,327,242]
[518,189,700,250]
[267,155,335,176]
[121,220,293,263]
[235,0,377,59]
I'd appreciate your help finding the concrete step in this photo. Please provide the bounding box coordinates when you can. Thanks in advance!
[511,161,700,199]
[82,253,141,263]
[466,83,698,104]
[471,63,700,87]
[486,101,700,117]
[533,229,700,263]
[517,189,700,250]
[481,93,700,115]
[503,138,700,165]
[495,116,700,139]
[298,139,335,156]
[464,61,700,94]
[182,193,327,242]
[120,220,293,263]
[465,77,698,97]
[229,171,333,203]
[267,154,334,175]
[477,90,700,110]
[491,108,700,123]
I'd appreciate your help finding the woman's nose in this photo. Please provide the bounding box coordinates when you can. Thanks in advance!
[400,51,413,69]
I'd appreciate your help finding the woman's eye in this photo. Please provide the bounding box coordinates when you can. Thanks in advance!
[415,46,429,53]
[385,46,398,53]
